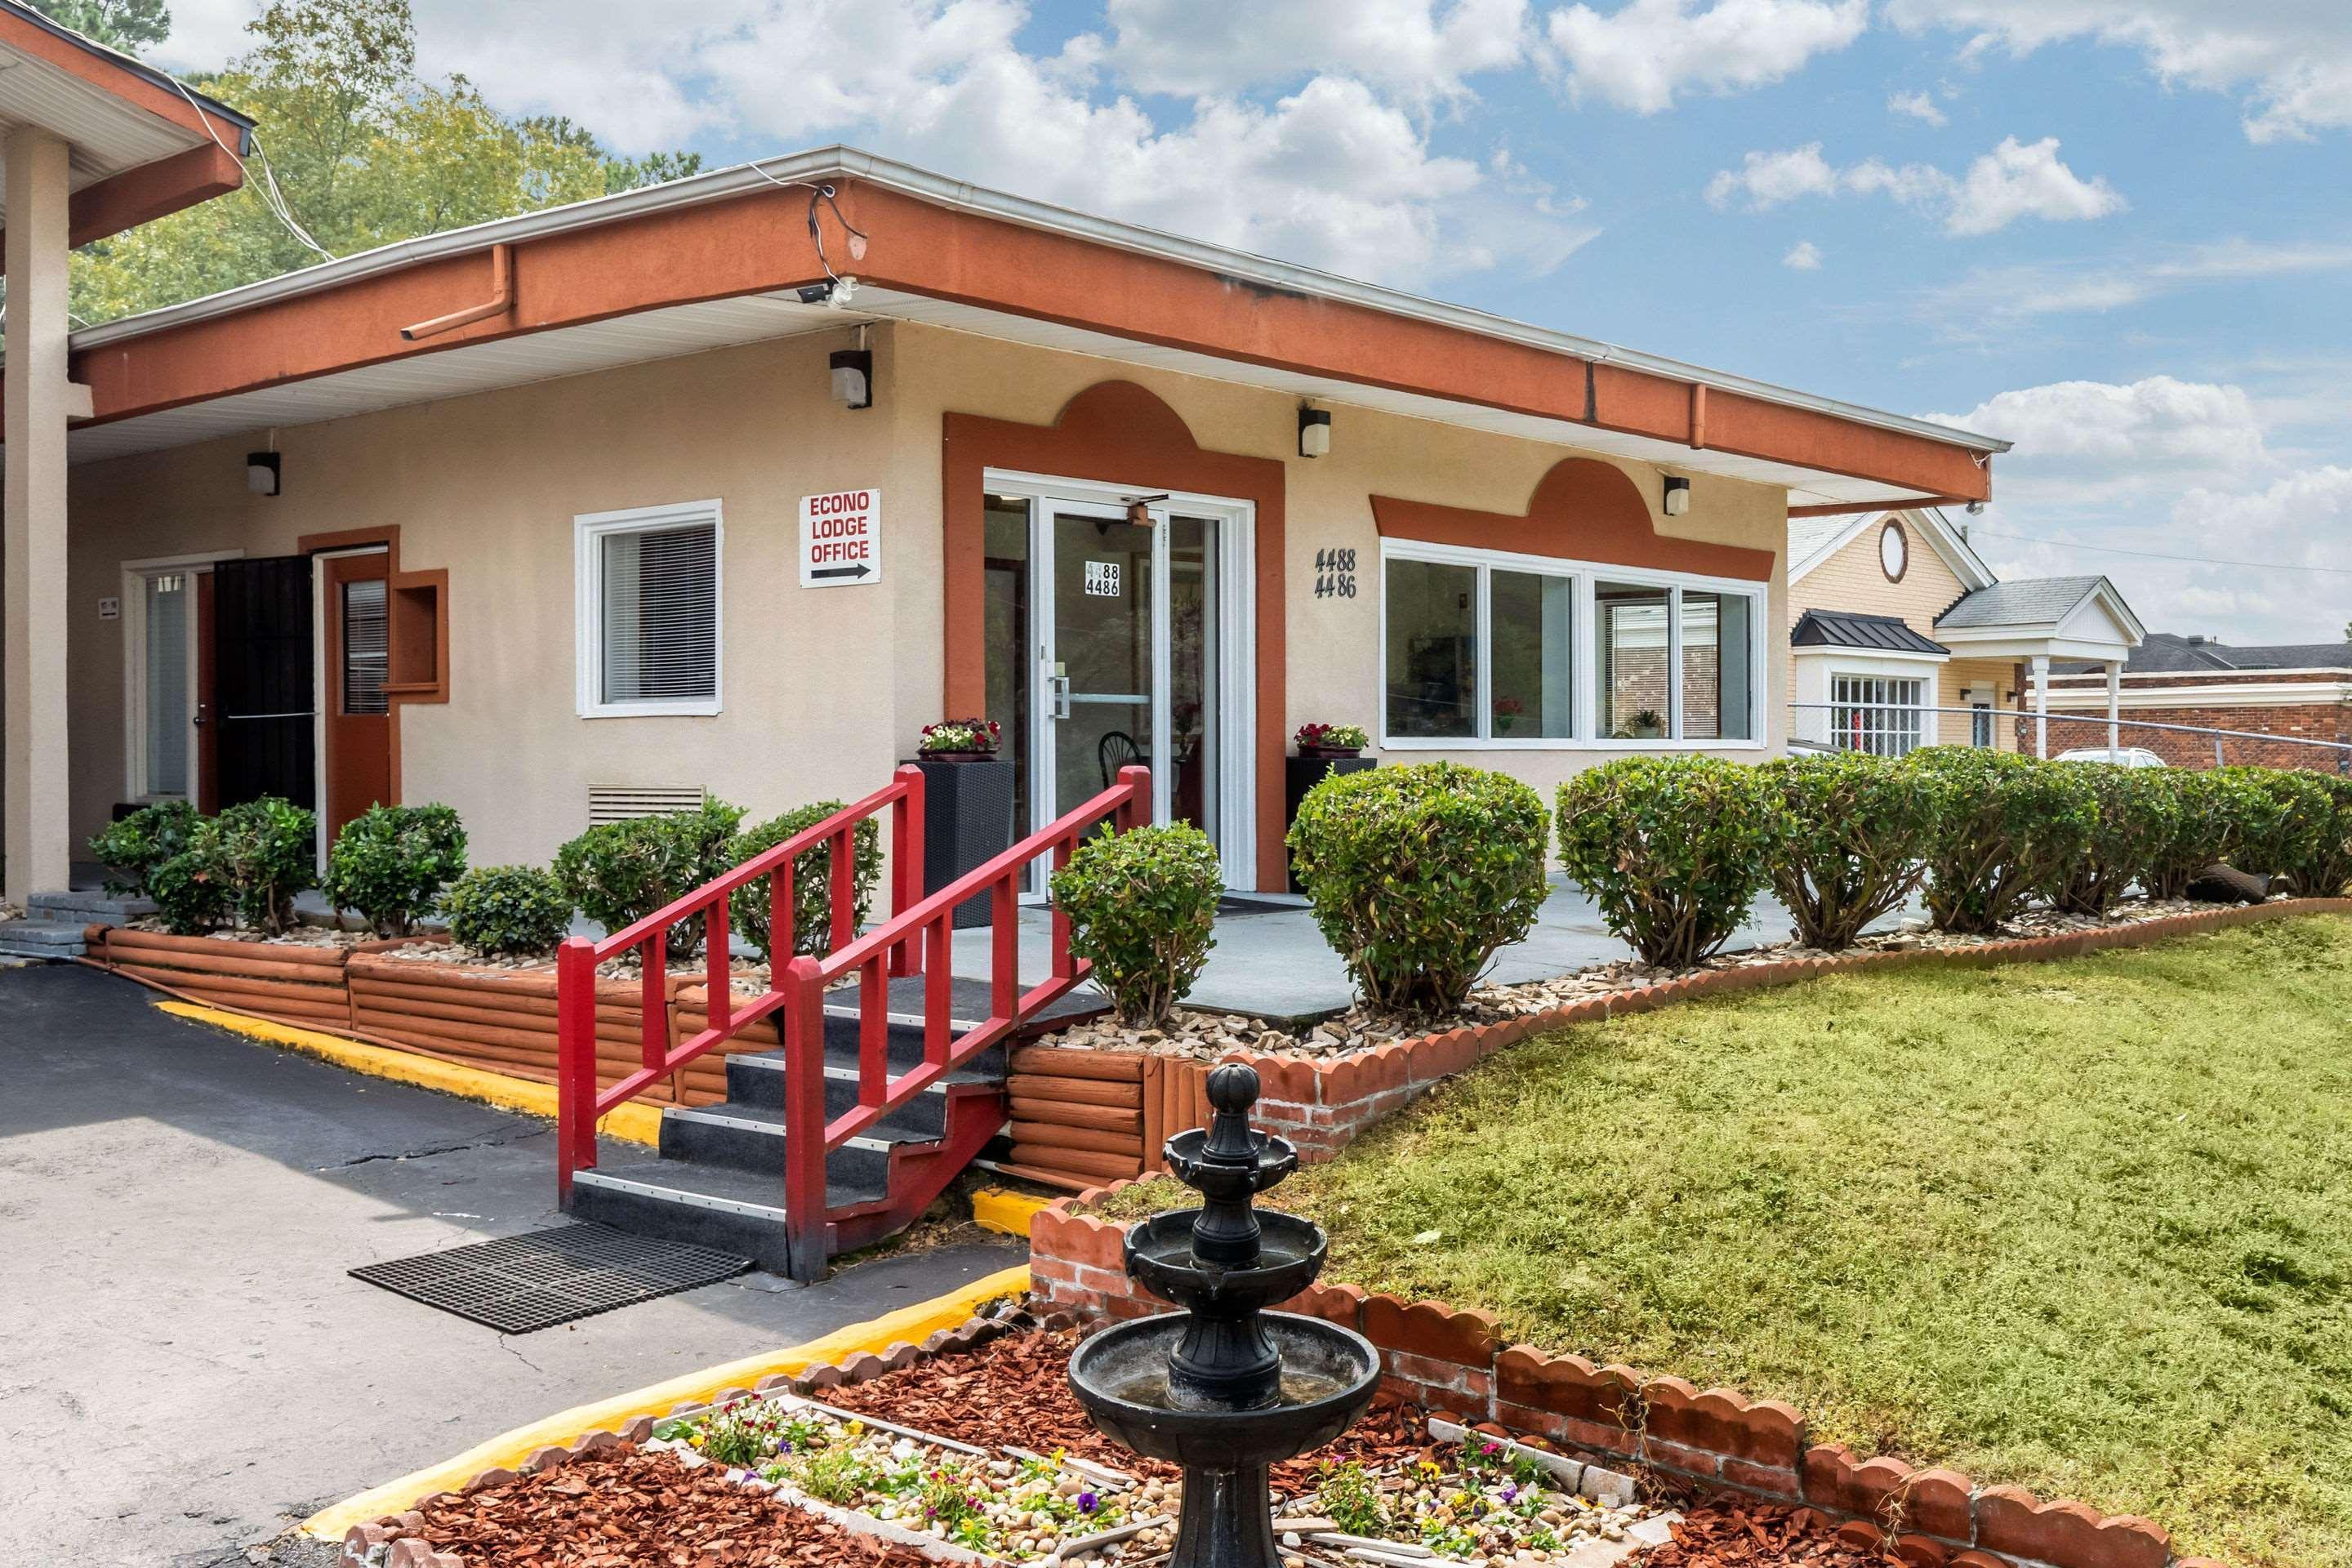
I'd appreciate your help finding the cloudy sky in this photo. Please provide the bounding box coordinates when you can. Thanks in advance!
[151,1,2351,643]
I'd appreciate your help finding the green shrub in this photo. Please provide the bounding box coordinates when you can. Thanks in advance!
[87,800,203,900]
[553,797,745,960]
[2294,773,2352,898]
[149,831,234,936]
[1050,822,1223,1027]
[2241,768,2352,895]
[1909,750,2096,934]
[2140,768,2232,900]
[1757,752,1934,951]
[1557,756,1776,969]
[211,796,318,935]
[1290,762,1548,1018]
[2047,764,2172,916]
[2212,766,2310,880]
[323,803,467,937]
[727,803,884,961]
[442,865,574,957]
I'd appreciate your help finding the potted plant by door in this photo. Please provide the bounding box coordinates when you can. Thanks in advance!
[911,719,1013,929]
[916,718,1004,760]
[1294,721,1369,760]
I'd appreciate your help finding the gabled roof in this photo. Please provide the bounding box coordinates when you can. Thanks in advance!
[1792,608,1949,657]
[2059,631,2352,675]
[1788,506,1996,590]
[1935,576,2108,629]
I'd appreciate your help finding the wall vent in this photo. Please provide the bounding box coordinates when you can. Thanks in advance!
[587,785,708,825]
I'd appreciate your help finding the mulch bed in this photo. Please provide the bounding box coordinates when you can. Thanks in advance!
[414,1448,939,1567]
[817,1325,1428,1494]
[1641,1503,1905,1567]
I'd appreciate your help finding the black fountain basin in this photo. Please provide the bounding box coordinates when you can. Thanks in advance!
[1125,1209,1327,1312]
[1068,1312,1381,1472]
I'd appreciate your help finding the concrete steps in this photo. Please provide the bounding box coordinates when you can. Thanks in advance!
[29,889,155,925]
[0,919,90,960]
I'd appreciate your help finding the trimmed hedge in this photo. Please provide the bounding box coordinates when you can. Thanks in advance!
[1757,752,1935,951]
[324,803,467,937]
[442,865,575,957]
[87,800,202,900]
[1050,822,1223,1027]
[553,798,746,960]
[1912,748,2098,935]
[1557,756,1777,968]
[2047,764,2171,917]
[728,803,884,962]
[1290,762,1549,1018]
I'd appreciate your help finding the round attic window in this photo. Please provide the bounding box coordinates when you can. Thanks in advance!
[1879,519,1909,582]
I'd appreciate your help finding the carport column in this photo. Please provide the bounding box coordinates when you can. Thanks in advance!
[2106,661,2122,761]
[2030,654,2050,760]
[3,127,74,906]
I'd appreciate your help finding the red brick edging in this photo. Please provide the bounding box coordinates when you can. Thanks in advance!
[1032,1202,2234,1568]
[1210,898,2352,1162]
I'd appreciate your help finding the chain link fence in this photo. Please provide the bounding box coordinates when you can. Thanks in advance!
[1789,701,2352,772]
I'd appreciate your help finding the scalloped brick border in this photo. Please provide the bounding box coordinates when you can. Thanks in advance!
[337,1316,1021,1567]
[1195,898,2352,1163]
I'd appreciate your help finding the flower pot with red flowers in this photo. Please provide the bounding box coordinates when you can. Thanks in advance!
[1294,721,1369,760]
[916,717,1004,761]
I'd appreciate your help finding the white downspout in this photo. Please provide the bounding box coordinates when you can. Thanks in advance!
[2032,654,2051,760]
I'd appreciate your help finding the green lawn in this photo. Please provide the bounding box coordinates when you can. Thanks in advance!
[1095,918,2352,1567]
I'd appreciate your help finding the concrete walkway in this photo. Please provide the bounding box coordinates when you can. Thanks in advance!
[0,964,1023,1568]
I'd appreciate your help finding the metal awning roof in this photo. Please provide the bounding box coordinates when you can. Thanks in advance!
[1791,608,1949,657]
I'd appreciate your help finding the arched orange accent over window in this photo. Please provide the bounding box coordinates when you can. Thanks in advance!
[1370,457,1774,581]
[942,381,1288,889]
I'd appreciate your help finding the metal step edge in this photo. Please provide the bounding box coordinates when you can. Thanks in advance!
[822,1004,989,1031]
[661,1105,918,1155]
[733,1057,995,1088]
[572,1169,793,1222]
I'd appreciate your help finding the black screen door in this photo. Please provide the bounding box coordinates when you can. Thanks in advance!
[212,555,317,811]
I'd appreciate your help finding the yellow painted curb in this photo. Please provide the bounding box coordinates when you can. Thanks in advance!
[154,1000,664,1147]
[972,1185,1056,1238]
[301,1260,1033,1539]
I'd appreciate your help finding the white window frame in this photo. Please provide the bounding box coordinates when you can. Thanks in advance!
[1830,671,1929,757]
[1377,538,1766,751]
[121,549,243,804]
[574,499,724,719]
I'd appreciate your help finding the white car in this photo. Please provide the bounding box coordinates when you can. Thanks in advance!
[2055,746,2167,768]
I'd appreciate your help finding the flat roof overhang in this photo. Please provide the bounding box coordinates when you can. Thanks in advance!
[0,2,251,248]
[44,147,2003,508]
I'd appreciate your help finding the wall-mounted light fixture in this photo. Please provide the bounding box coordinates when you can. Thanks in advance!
[831,347,873,409]
[1661,475,1690,517]
[246,450,282,497]
[1298,406,1332,459]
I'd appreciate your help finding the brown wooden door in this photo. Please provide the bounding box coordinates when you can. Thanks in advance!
[322,551,394,840]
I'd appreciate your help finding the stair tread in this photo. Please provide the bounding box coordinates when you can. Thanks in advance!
[738,1048,1000,1087]
[579,1154,888,1214]
[0,919,94,937]
[664,1100,946,1147]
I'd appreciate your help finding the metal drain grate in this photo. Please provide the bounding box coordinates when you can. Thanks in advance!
[350,1224,751,1333]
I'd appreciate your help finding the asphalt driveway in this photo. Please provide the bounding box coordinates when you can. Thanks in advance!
[0,963,1024,1567]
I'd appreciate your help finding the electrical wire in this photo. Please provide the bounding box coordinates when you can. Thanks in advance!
[161,71,334,261]
[745,164,869,285]
[1968,528,2352,578]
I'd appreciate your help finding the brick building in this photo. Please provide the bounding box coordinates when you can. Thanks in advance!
[2047,634,2352,771]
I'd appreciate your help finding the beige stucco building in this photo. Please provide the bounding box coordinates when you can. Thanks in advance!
[1784,509,2143,758]
[16,145,2013,903]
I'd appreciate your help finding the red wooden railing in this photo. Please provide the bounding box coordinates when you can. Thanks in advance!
[556,763,1153,1279]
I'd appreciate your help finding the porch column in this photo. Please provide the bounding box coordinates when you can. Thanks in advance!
[2106,661,2122,761]
[2031,654,2050,760]
[3,126,74,906]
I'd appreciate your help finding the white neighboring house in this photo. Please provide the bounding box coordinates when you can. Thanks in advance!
[1784,508,2145,757]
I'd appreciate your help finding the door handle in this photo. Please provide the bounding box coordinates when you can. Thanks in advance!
[1047,669,1073,720]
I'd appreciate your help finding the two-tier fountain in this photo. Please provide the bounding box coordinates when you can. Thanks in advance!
[1068,1063,1382,1568]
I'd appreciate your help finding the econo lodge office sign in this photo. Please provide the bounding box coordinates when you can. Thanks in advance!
[800,489,882,586]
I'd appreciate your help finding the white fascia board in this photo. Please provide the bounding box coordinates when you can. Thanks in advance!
[1793,646,1949,670]
[1788,507,1996,590]
[2040,681,2352,710]
[67,145,2007,458]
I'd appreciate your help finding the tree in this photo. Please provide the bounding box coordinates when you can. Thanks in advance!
[67,0,702,324]
[26,0,170,54]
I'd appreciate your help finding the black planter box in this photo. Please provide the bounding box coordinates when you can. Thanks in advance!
[1284,754,1375,892]
[910,757,1018,929]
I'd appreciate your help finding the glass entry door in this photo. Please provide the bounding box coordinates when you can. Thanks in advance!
[989,488,1244,889]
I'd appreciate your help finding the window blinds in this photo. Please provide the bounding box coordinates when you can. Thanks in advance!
[602,523,717,704]
[342,577,390,715]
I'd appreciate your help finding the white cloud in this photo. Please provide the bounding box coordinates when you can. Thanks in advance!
[1923,376,2269,480]
[1082,0,1530,105]
[1886,89,1947,126]
[1782,239,1824,269]
[1914,238,2352,332]
[1883,1,2352,143]
[154,0,1592,290]
[1707,136,2122,236]
[1541,0,1867,114]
